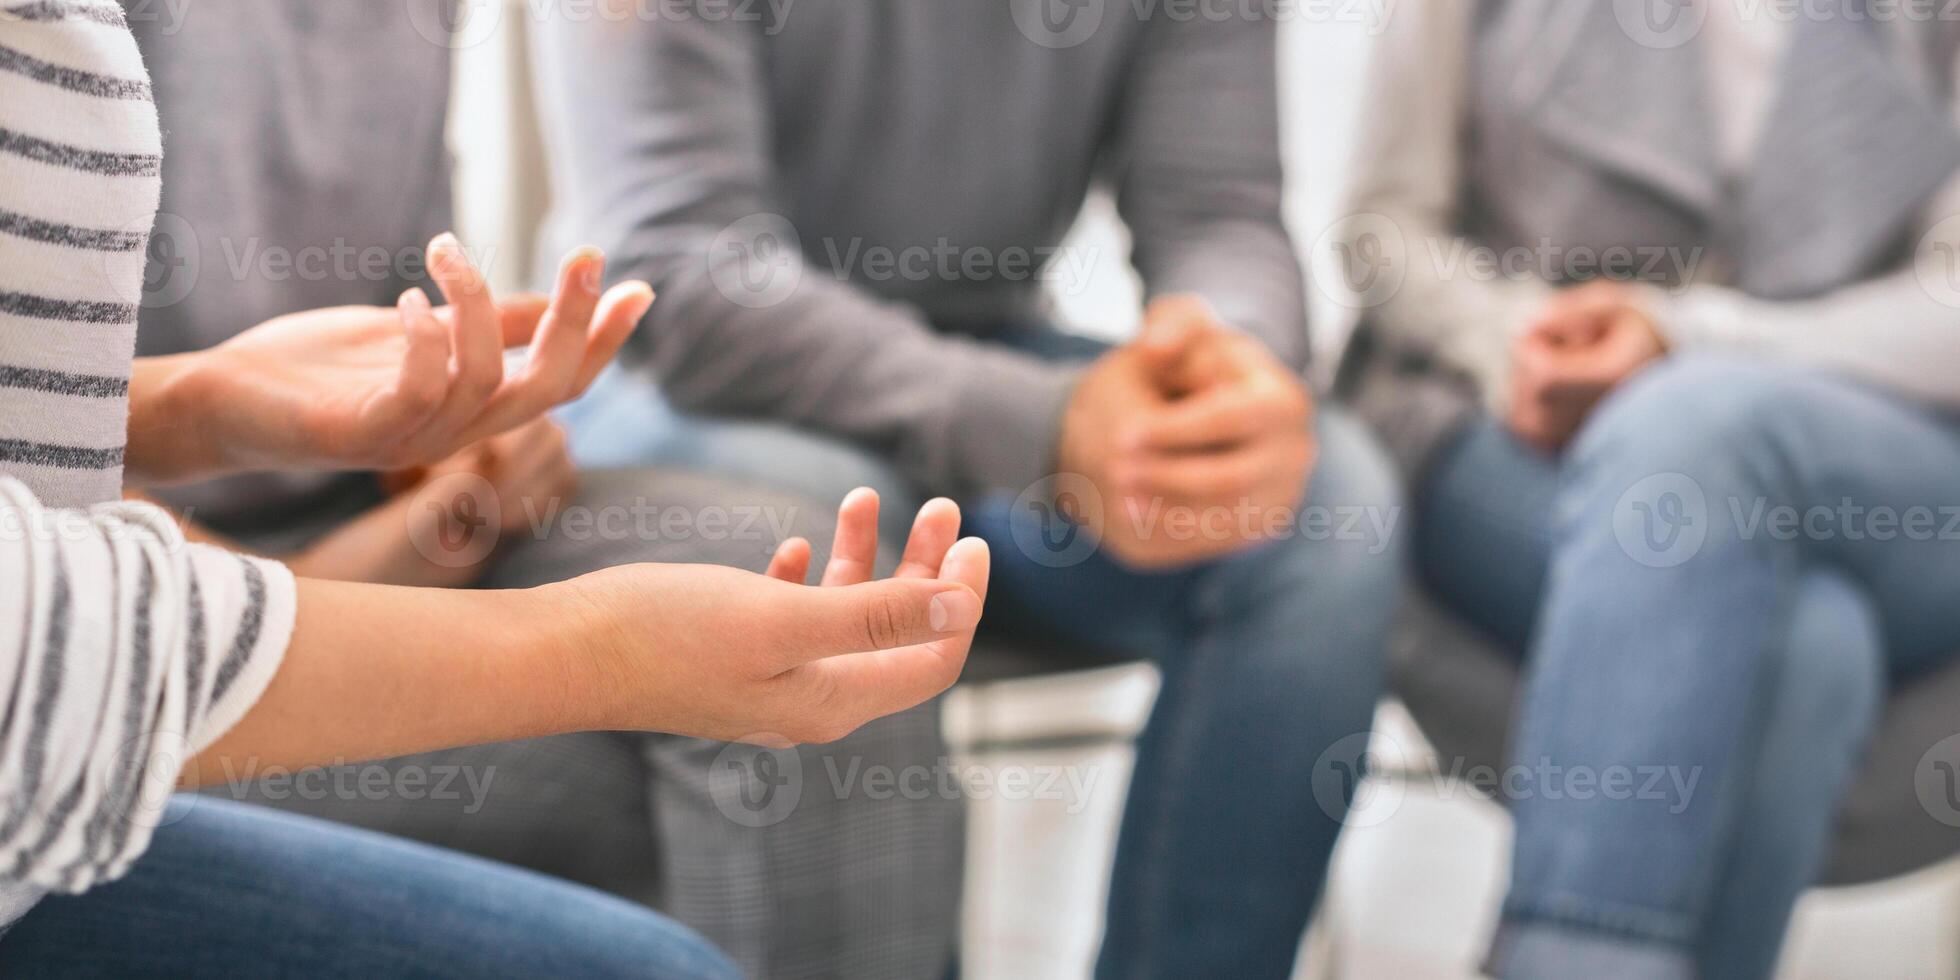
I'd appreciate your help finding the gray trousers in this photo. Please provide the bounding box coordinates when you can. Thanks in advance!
[205,470,964,980]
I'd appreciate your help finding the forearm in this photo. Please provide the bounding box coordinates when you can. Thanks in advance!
[1117,10,1309,370]
[186,578,602,783]
[1338,0,1550,404]
[536,11,1078,494]
[1647,273,1960,408]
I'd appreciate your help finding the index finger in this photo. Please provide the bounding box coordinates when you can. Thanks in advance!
[428,233,504,402]
[1129,385,1286,455]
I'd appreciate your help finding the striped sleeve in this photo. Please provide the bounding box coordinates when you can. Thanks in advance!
[0,0,159,510]
[0,2,299,909]
[0,478,296,894]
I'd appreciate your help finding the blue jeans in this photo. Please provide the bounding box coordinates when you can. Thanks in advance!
[1418,357,1960,980]
[0,796,737,979]
[565,330,1405,979]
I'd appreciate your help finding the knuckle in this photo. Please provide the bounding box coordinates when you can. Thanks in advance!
[860,592,906,649]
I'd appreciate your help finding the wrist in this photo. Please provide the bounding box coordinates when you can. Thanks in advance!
[528,576,635,732]
[126,353,228,484]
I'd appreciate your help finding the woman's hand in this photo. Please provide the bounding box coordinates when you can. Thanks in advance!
[1506,282,1668,454]
[563,490,991,746]
[190,490,990,779]
[127,235,653,484]
[292,418,580,590]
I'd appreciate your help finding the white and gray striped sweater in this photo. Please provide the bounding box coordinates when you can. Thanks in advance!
[0,0,295,923]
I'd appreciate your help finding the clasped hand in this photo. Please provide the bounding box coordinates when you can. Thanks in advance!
[1058,295,1317,570]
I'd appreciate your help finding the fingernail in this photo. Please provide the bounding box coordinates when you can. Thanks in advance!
[430,233,464,272]
[574,250,604,292]
[929,589,981,633]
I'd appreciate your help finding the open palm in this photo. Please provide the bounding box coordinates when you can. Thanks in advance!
[200,234,653,473]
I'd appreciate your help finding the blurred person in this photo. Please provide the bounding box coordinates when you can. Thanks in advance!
[1340,1,1960,976]
[0,0,990,975]
[120,3,968,976]
[535,2,1406,976]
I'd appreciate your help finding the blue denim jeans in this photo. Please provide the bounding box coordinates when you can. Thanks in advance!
[1418,356,1960,980]
[564,329,1405,979]
[0,796,737,979]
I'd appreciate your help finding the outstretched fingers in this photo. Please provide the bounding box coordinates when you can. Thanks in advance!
[798,537,991,738]
[821,488,881,586]
[894,498,961,579]
[766,537,813,584]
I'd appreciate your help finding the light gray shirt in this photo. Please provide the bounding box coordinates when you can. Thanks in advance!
[534,0,1308,495]
[1344,0,1960,410]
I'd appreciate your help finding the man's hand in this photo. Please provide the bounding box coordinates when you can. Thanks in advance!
[565,489,990,746]
[292,418,581,590]
[1506,282,1668,454]
[128,236,654,483]
[1057,295,1316,570]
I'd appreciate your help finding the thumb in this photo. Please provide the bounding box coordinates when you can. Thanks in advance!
[1138,295,1229,395]
[786,578,983,660]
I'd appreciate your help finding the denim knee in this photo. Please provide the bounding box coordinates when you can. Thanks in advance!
[1762,569,1886,796]
[1191,409,1405,617]
[1568,357,1811,505]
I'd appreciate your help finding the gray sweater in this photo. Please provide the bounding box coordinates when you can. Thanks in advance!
[533,0,1308,496]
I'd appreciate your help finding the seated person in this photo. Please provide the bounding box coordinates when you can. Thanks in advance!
[123,6,963,976]
[1340,2,1960,977]
[536,3,1405,976]
[0,3,987,976]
